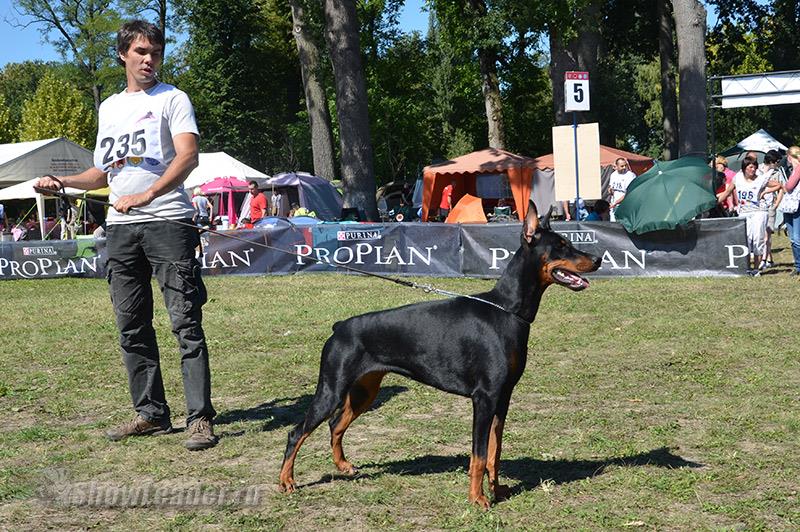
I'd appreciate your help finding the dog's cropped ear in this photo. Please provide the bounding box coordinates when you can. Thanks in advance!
[523,200,539,243]
[540,205,552,231]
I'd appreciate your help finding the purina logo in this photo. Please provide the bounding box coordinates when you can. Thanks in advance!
[23,246,58,256]
[558,230,597,245]
[337,229,382,241]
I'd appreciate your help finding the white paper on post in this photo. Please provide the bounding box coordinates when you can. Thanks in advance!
[552,122,602,202]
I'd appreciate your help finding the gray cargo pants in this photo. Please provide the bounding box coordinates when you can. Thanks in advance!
[106,220,215,425]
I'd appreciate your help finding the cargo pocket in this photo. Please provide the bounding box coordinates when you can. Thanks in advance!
[171,259,207,314]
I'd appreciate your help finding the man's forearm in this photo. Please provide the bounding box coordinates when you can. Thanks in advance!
[58,168,108,190]
[145,150,198,201]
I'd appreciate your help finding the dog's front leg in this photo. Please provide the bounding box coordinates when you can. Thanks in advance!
[468,395,496,510]
[486,415,511,501]
[487,388,513,501]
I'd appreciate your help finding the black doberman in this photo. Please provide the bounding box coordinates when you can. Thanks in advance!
[278,201,601,508]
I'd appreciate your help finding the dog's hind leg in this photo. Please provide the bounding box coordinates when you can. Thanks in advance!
[468,392,498,510]
[279,359,351,492]
[486,388,513,501]
[329,371,386,474]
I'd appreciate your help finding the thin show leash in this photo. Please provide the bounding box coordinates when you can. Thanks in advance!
[34,184,529,325]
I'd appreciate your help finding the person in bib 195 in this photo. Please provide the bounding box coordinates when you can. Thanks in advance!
[35,20,217,450]
[717,156,781,276]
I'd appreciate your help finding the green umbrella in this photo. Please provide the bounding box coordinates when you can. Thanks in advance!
[615,156,718,235]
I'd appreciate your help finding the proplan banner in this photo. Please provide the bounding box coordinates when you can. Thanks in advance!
[289,222,462,276]
[0,238,106,280]
[0,219,747,280]
[461,219,749,278]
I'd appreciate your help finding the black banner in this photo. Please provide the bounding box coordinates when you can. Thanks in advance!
[460,219,748,278]
[0,219,747,281]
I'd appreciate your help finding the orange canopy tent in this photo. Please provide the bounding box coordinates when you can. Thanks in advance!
[422,148,536,222]
[445,194,488,224]
[532,144,654,176]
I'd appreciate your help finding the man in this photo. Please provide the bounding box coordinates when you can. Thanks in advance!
[192,187,211,227]
[248,180,267,222]
[439,179,456,220]
[270,187,282,216]
[36,20,217,450]
[607,158,637,222]
[0,202,8,232]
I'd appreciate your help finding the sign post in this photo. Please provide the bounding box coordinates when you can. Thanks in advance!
[564,71,590,220]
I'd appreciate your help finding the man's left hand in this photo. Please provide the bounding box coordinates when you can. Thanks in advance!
[114,191,155,214]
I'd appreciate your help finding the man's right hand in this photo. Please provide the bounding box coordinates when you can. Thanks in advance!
[34,175,63,194]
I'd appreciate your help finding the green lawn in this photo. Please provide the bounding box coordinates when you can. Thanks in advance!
[0,235,798,530]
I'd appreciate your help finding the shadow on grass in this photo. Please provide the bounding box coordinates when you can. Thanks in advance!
[301,447,702,495]
[215,385,409,433]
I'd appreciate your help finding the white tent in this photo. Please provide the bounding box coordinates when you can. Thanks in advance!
[720,129,788,156]
[183,152,270,190]
[0,138,93,187]
[0,178,107,240]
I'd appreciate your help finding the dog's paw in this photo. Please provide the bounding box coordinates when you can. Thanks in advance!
[469,494,491,510]
[278,478,296,494]
[335,461,359,476]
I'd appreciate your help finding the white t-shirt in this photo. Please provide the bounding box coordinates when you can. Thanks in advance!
[609,170,637,204]
[733,171,769,213]
[95,82,199,224]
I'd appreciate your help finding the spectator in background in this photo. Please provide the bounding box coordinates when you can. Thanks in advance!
[192,187,211,228]
[248,180,267,223]
[759,150,784,269]
[718,156,781,275]
[585,199,610,221]
[714,155,737,214]
[608,158,637,221]
[0,202,7,232]
[439,179,456,220]
[779,146,800,275]
[270,187,282,216]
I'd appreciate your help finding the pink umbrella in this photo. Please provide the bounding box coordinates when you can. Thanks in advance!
[199,177,248,225]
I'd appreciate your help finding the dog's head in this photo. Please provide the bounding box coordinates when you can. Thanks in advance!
[521,201,601,291]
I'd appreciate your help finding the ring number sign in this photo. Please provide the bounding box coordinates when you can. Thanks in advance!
[565,71,590,112]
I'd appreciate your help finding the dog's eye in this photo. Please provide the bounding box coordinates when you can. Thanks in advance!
[559,240,568,248]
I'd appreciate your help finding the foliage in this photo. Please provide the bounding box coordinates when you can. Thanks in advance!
[0,95,13,144]
[12,0,123,108]
[706,0,800,153]
[174,0,302,173]
[17,72,95,147]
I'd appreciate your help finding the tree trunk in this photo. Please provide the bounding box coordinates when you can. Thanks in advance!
[323,0,378,220]
[658,0,679,160]
[290,0,337,181]
[469,0,504,149]
[477,47,505,149]
[548,3,601,127]
[673,0,707,157]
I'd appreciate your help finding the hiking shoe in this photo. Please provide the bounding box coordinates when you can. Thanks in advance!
[184,417,218,451]
[765,261,774,268]
[106,415,172,442]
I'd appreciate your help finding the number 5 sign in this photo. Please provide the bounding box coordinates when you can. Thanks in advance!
[565,71,590,112]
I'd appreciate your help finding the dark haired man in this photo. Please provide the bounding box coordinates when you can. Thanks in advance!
[36,20,217,450]
[248,180,268,223]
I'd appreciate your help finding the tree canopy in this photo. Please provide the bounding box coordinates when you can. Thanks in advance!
[1,0,798,189]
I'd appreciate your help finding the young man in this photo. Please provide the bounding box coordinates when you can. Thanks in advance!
[36,20,217,450]
[607,157,637,222]
[248,180,268,223]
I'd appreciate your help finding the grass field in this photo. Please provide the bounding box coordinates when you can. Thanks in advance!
[1,235,798,530]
